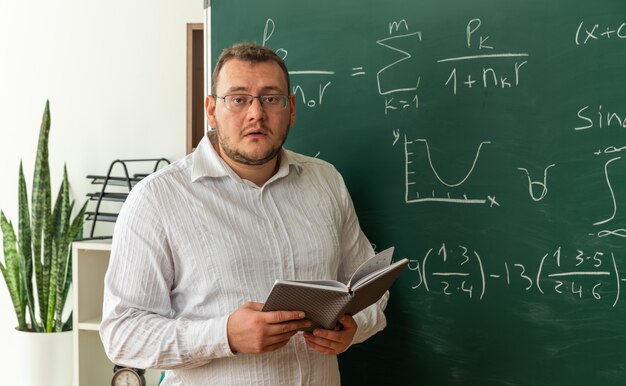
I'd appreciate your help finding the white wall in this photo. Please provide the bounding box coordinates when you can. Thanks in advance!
[0,0,203,382]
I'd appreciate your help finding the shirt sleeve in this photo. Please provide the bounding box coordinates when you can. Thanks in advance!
[99,181,235,370]
[333,171,389,345]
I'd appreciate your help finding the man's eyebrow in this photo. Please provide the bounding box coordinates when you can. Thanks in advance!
[223,85,285,94]
[260,86,284,93]
[223,86,248,94]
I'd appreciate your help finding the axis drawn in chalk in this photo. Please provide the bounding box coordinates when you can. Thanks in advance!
[404,137,491,204]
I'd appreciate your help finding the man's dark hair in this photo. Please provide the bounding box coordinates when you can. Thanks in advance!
[212,42,290,95]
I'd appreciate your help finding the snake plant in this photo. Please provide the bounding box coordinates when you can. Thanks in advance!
[0,101,86,332]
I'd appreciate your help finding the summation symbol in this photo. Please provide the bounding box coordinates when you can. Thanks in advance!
[376,29,422,96]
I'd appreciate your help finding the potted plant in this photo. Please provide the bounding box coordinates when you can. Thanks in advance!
[0,101,86,386]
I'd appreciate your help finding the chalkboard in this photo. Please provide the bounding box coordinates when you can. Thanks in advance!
[210,1,626,385]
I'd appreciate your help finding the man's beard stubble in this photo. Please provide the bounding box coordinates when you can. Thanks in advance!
[215,124,290,166]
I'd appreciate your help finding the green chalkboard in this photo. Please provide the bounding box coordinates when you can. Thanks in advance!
[210,1,626,384]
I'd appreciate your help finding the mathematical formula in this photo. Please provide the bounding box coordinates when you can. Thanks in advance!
[262,17,530,111]
[408,243,624,306]
[260,15,626,243]
[261,17,625,105]
[575,21,626,45]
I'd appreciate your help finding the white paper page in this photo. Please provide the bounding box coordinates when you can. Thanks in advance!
[348,247,395,288]
[276,279,348,292]
[351,258,409,291]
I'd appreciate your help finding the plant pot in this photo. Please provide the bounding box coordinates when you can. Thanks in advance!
[13,328,73,386]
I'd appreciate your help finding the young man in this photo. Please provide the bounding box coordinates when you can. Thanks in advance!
[100,42,388,385]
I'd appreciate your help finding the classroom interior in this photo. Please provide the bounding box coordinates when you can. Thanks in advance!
[0,1,203,384]
[3,1,626,385]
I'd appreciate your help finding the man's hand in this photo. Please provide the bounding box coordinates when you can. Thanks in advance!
[227,302,310,354]
[303,315,357,355]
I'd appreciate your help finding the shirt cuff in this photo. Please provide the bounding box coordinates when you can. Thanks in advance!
[186,315,237,360]
[350,297,388,345]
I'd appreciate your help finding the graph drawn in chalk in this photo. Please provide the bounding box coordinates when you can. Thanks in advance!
[404,136,491,204]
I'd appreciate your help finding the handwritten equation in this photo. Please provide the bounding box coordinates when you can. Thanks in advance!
[408,244,624,306]
[262,17,530,112]
[438,18,528,95]
[575,21,626,45]
[259,15,626,241]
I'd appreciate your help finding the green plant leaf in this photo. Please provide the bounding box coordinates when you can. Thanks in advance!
[52,167,71,331]
[17,162,38,330]
[51,180,64,244]
[0,212,26,329]
[68,201,88,244]
[55,199,87,331]
[45,237,57,332]
[41,198,54,331]
[62,311,73,332]
[2,100,85,333]
[17,162,32,293]
[31,100,52,326]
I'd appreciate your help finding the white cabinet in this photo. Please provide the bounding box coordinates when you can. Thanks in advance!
[72,240,162,386]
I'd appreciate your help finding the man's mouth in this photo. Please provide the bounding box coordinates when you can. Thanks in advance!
[243,127,269,137]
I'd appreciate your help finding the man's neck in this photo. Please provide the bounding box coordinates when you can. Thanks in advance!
[232,158,279,187]
[214,144,280,187]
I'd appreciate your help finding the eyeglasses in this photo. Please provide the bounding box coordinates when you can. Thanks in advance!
[213,94,289,112]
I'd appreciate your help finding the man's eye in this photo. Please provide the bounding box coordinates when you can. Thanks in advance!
[263,96,279,104]
[229,96,247,105]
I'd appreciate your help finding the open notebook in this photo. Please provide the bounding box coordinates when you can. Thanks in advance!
[262,247,408,330]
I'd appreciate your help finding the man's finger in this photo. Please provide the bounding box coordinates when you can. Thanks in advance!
[303,333,338,354]
[266,318,311,336]
[265,310,307,324]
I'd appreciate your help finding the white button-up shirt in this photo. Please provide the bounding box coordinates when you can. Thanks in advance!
[100,132,388,385]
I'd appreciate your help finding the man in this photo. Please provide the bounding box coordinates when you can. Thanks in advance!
[100,42,388,385]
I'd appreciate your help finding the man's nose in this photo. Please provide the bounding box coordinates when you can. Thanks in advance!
[245,97,265,121]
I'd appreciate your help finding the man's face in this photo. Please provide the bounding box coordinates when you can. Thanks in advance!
[206,59,296,166]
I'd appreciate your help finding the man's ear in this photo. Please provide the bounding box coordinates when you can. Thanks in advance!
[289,93,297,127]
[205,95,217,128]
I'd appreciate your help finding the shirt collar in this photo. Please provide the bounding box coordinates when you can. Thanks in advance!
[191,130,302,183]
